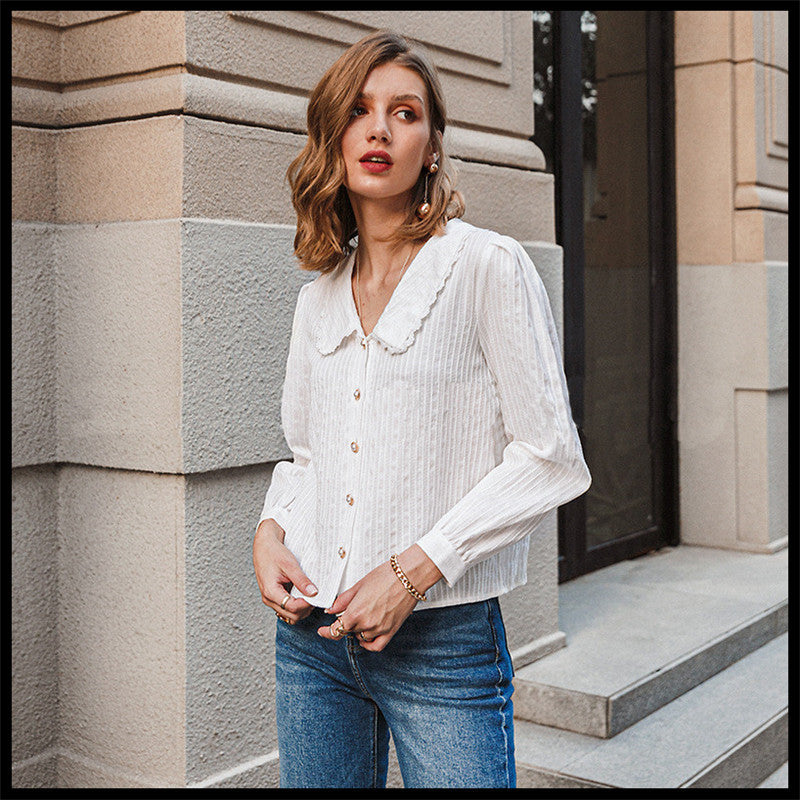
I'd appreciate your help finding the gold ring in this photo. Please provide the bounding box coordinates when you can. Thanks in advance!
[280,594,291,610]
[358,631,369,641]
[330,620,346,638]
[275,612,288,623]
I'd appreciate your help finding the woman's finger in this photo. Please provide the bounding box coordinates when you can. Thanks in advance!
[279,560,318,599]
[357,632,392,651]
[316,616,351,640]
[324,585,358,616]
[262,584,313,623]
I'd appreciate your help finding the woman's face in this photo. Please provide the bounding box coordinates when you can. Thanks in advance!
[341,61,434,211]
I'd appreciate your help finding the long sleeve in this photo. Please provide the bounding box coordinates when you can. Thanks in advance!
[416,238,591,586]
[258,282,313,533]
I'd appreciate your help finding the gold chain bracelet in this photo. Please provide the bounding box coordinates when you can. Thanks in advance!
[390,553,427,602]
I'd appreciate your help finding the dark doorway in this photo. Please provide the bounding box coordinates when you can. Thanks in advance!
[533,10,679,582]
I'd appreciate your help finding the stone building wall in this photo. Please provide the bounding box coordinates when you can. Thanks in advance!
[11,10,558,788]
[674,9,788,553]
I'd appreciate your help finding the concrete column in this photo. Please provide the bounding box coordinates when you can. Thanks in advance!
[674,10,788,552]
[12,10,560,788]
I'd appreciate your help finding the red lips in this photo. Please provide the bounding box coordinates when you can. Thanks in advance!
[360,150,393,164]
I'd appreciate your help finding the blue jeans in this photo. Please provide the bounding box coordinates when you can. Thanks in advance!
[275,597,516,789]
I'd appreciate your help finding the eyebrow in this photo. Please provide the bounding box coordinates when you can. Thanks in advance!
[357,92,426,107]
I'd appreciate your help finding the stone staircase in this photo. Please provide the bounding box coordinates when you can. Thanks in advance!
[512,545,789,789]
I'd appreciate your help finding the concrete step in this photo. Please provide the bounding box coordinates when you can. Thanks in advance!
[513,632,788,789]
[512,545,788,738]
[757,761,789,789]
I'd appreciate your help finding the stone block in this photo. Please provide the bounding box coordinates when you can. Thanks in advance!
[180,221,312,472]
[11,750,59,789]
[11,467,59,765]
[56,221,183,472]
[674,62,734,265]
[687,711,788,788]
[763,210,788,263]
[12,127,57,222]
[11,15,60,84]
[766,389,788,545]
[457,160,554,243]
[764,9,788,71]
[184,464,279,783]
[185,10,534,139]
[12,223,57,467]
[57,116,183,223]
[188,753,280,788]
[674,10,733,66]
[60,10,185,86]
[182,116,299,226]
[500,511,560,662]
[57,465,186,788]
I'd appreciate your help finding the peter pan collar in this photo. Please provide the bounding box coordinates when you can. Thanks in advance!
[313,218,472,356]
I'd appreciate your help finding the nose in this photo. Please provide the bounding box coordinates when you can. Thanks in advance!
[367,112,391,143]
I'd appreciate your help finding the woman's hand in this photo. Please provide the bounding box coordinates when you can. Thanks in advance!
[253,518,317,624]
[318,545,443,651]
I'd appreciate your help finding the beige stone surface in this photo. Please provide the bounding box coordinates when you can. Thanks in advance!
[12,467,59,766]
[12,223,57,467]
[762,211,788,263]
[185,10,534,139]
[11,16,60,84]
[12,128,57,222]
[11,750,59,789]
[60,11,185,86]
[766,389,788,545]
[183,116,298,225]
[56,221,183,472]
[57,116,183,222]
[732,10,755,63]
[734,390,770,548]
[13,72,544,171]
[12,10,62,27]
[674,10,732,66]
[678,261,786,549]
[733,389,786,550]
[764,9,788,70]
[55,11,137,28]
[733,59,758,187]
[675,61,734,265]
[458,160,554,243]
[57,465,186,787]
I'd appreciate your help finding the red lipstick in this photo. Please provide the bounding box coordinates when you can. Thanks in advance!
[359,150,393,173]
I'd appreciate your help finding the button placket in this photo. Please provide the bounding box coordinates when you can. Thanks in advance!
[339,338,370,576]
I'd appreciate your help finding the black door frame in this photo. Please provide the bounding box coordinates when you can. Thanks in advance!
[553,10,679,583]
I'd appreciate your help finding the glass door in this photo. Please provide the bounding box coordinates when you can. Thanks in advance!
[533,10,678,582]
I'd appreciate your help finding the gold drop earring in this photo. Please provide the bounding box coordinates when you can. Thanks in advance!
[417,155,439,217]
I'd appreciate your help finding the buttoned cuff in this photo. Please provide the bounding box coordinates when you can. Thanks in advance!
[416,529,469,588]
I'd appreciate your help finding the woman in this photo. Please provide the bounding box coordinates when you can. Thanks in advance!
[253,30,590,789]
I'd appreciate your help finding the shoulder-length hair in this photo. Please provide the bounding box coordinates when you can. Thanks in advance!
[287,30,465,274]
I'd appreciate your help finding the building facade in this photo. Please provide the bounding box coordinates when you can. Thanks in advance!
[11,9,788,789]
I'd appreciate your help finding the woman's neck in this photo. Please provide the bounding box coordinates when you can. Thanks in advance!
[351,196,414,284]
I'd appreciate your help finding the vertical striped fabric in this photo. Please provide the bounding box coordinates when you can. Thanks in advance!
[260,218,591,611]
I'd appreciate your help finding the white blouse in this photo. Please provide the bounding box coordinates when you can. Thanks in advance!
[259,218,591,610]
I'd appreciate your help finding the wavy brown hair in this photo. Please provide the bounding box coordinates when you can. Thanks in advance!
[287,30,465,273]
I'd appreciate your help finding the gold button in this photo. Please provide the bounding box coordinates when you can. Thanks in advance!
[338,547,346,559]
[350,441,359,453]
[361,339,367,349]
[354,389,361,400]
[345,494,354,506]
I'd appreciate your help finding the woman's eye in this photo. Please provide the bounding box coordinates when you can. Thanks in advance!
[351,106,367,117]
[397,109,416,121]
